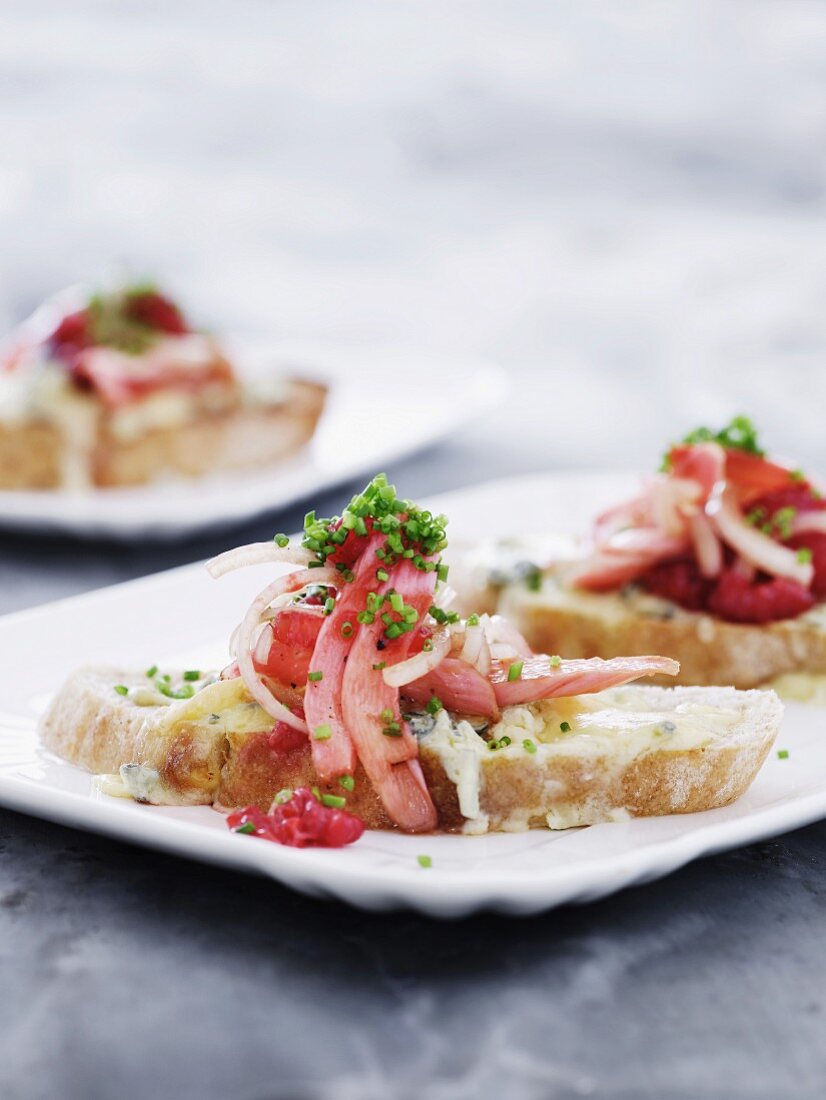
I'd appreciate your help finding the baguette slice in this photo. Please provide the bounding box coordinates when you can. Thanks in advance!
[0,377,326,490]
[498,571,826,690]
[40,667,781,834]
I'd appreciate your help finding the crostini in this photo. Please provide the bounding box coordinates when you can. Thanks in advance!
[0,283,326,489]
[40,474,782,845]
[470,418,826,696]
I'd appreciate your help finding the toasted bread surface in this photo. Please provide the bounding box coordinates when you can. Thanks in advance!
[499,576,826,690]
[39,668,781,834]
[0,377,326,490]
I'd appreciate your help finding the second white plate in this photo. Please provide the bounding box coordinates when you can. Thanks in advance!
[0,340,506,540]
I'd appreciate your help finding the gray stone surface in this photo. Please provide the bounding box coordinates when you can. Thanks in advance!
[2,2,826,1096]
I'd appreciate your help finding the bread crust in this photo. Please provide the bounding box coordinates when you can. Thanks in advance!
[499,579,826,689]
[39,669,781,834]
[0,377,326,490]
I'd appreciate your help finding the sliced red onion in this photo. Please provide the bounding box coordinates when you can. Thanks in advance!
[234,566,338,730]
[381,628,451,688]
[707,485,814,587]
[792,512,826,536]
[460,619,485,671]
[688,512,723,578]
[484,614,533,658]
[206,541,314,579]
[647,475,701,537]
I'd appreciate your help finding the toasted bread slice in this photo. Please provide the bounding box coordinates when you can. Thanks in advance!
[0,378,326,490]
[39,667,781,833]
[497,572,826,690]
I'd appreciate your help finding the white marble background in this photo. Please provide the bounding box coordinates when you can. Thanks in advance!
[1,1,825,472]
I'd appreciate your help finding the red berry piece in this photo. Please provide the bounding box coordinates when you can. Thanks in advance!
[124,291,188,335]
[641,558,712,611]
[227,787,364,848]
[708,568,815,623]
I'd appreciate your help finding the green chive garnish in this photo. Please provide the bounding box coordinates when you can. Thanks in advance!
[145,664,158,679]
[235,822,255,834]
[372,662,386,671]
[313,724,332,741]
[417,855,432,869]
[376,568,389,582]
[777,749,789,760]
[321,793,347,809]
[426,696,443,715]
[274,788,293,804]
[523,739,537,754]
[307,671,323,682]
[560,721,571,733]
[274,533,290,548]
[797,547,813,564]
[466,614,480,627]
[113,684,129,696]
[549,655,562,668]
[183,670,201,682]
[382,722,402,737]
[341,621,354,638]
[507,660,523,682]
[339,775,355,791]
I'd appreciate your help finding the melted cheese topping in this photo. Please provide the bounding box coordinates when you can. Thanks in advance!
[419,686,741,834]
[763,671,826,706]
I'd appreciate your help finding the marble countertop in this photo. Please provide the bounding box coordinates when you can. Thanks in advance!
[2,2,826,1097]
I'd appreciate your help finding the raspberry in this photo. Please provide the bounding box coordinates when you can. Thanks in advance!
[227,788,364,848]
[124,290,188,334]
[786,532,826,600]
[641,558,713,611]
[750,486,826,519]
[48,309,91,361]
[707,568,815,624]
[267,721,307,753]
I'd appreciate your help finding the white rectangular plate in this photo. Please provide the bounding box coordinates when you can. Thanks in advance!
[1,471,823,918]
[0,340,506,540]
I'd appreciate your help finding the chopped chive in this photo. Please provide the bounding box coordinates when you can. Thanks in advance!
[145,664,158,679]
[499,735,511,747]
[312,786,321,801]
[389,592,404,613]
[235,822,255,834]
[376,568,389,582]
[357,610,375,625]
[549,655,562,668]
[323,597,335,615]
[777,749,789,760]
[523,739,537,754]
[372,662,386,671]
[507,660,524,682]
[382,722,402,737]
[385,622,404,639]
[313,724,333,741]
[113,684,129,696]
[797,547,813,564]
[560,721,571,733]
[790,469,806,482]
[173,684,195,699]
[417,855,432,869]
[341,621,354,638]
[339,774,355,791]
[426,696,443,715]
[422,638,434,652]
[380,707,394,722]
[321,793,347,809]
[183,669,201,681]
[307,671,323,683]
[466,614,480,627]
[274,788,293,804]
[274,533,290,548]
[436,563,449,583]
